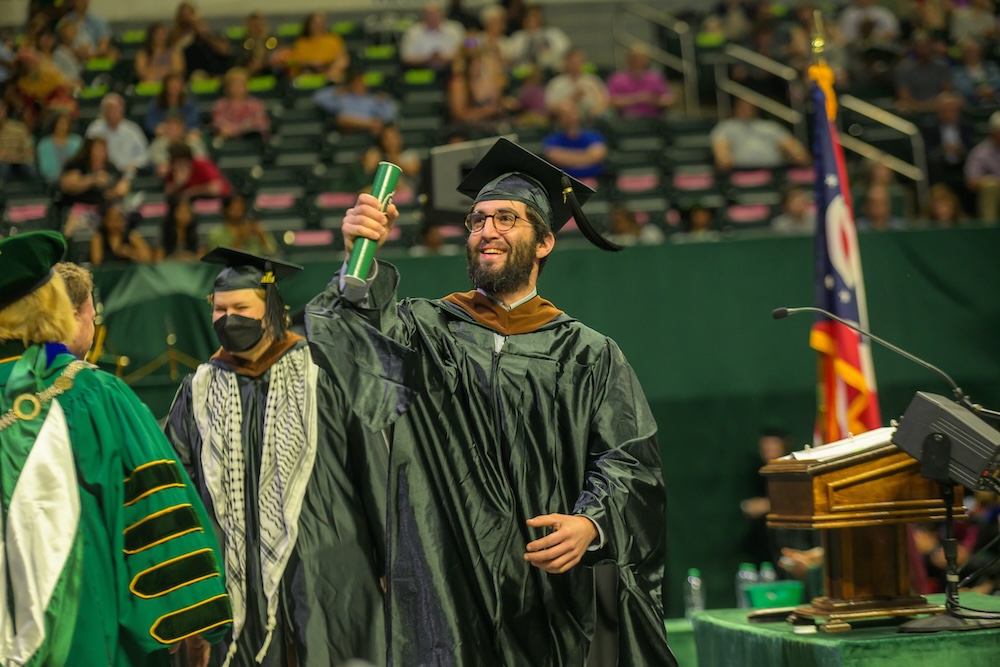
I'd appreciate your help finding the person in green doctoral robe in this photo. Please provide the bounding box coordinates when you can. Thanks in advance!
[0,231,233,667]
[164,246,387,667]
[306,138,677,666]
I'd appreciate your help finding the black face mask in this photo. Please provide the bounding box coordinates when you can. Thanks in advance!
[213,314,265,353]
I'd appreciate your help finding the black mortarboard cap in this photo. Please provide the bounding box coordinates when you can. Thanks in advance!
[202,246,303,292]
[456,138,623,251]
[0,231,67,310]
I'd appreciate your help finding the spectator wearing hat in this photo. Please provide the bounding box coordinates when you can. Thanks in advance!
[964,110,1000,220]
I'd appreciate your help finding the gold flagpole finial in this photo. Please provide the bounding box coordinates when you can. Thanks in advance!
[808,9,837,120]
[811,9,826,63]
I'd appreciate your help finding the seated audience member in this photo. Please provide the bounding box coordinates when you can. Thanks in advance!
[507,4,570,72]
[447,46,513,133]
[173,3,232,79]
[206,193,277,255]
[149,113,207,177]
[400,2,466,69]
[924,183,968,227]
[964,111,1000,221]
[741,429,818,567]
[607,203,665,246]
[236,12,282,76]
[156,196,203,260]
[163,142,231,199]
[287,12,349,81]
[771,186,816,234]
[0,99,37,182]
[962,491,1000,594]
[674,201,721,242]
[949,0,997,44]
[711,97,811,171]
[34,29,80,91]
[357,125,421,193]
[313,69,398,135]
[52,23,83,85]
[544,48,609,121]
[211,67,270,140]
[14,45,78,130]
[58,136,129,206]
[170,1,199,47]
[542,102,607,180]
[61,0,115,61]
[477,5,515,66]
[85,93,149,177]
[144,72,199,137]
[951,38,1000,108]
[89,202,152,265]
[447,0,480,31]
[838,0,900,42]
[850,158,912,219]
[37,110,82,184]
[856,184,907,230]
[923,92,974,206]
[513,64,548,126]
[607,44,673,119]
[408,223,462,257]
[895,31,952,113]
[135,22,184,83]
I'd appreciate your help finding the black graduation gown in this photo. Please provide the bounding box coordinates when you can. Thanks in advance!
[165,338,387,667]
[305,262,675,667]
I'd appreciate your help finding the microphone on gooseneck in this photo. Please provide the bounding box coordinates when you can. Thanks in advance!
[771,305,973,409]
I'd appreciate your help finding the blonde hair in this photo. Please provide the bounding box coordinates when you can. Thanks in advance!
[54,262,94,309]
[0,274,77,346]
[224,66,249,86]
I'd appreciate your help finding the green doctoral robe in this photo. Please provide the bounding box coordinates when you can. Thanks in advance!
[165,335,387,667]
[0,342,232,667]
[305,262,675,667]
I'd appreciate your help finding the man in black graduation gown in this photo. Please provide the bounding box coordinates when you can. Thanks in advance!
[164,248,387,667]
[306,139,676,666]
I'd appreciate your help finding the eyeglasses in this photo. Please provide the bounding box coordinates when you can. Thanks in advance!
[464,210,527,233]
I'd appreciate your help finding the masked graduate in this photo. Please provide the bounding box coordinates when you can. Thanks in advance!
[0,231,232,666]
[164,247,387,667]
[306,139,675,666]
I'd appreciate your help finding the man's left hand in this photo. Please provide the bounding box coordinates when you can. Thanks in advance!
[523,514,597,574]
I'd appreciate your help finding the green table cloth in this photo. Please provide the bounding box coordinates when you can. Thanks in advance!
[665,619,698,667]
[692,594,1000,667]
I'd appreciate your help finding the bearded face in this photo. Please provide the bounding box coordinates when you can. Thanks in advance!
[466,212,541,296]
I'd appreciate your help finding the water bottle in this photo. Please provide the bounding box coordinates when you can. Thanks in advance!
[759,561,778,583]
[735,562,759,608]
[683,568,705,620]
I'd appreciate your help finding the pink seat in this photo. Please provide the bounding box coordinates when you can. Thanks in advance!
[727,204,771,223]
[315,192,358,209]
[255,192,297,210]
[617,173,659,193]
[730,170,772,187]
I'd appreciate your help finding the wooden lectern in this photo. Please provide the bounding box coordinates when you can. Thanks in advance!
[761,427,966,631]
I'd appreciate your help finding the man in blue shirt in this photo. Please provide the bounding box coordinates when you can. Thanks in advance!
[542,102,607,180]
[313,69,398,136]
